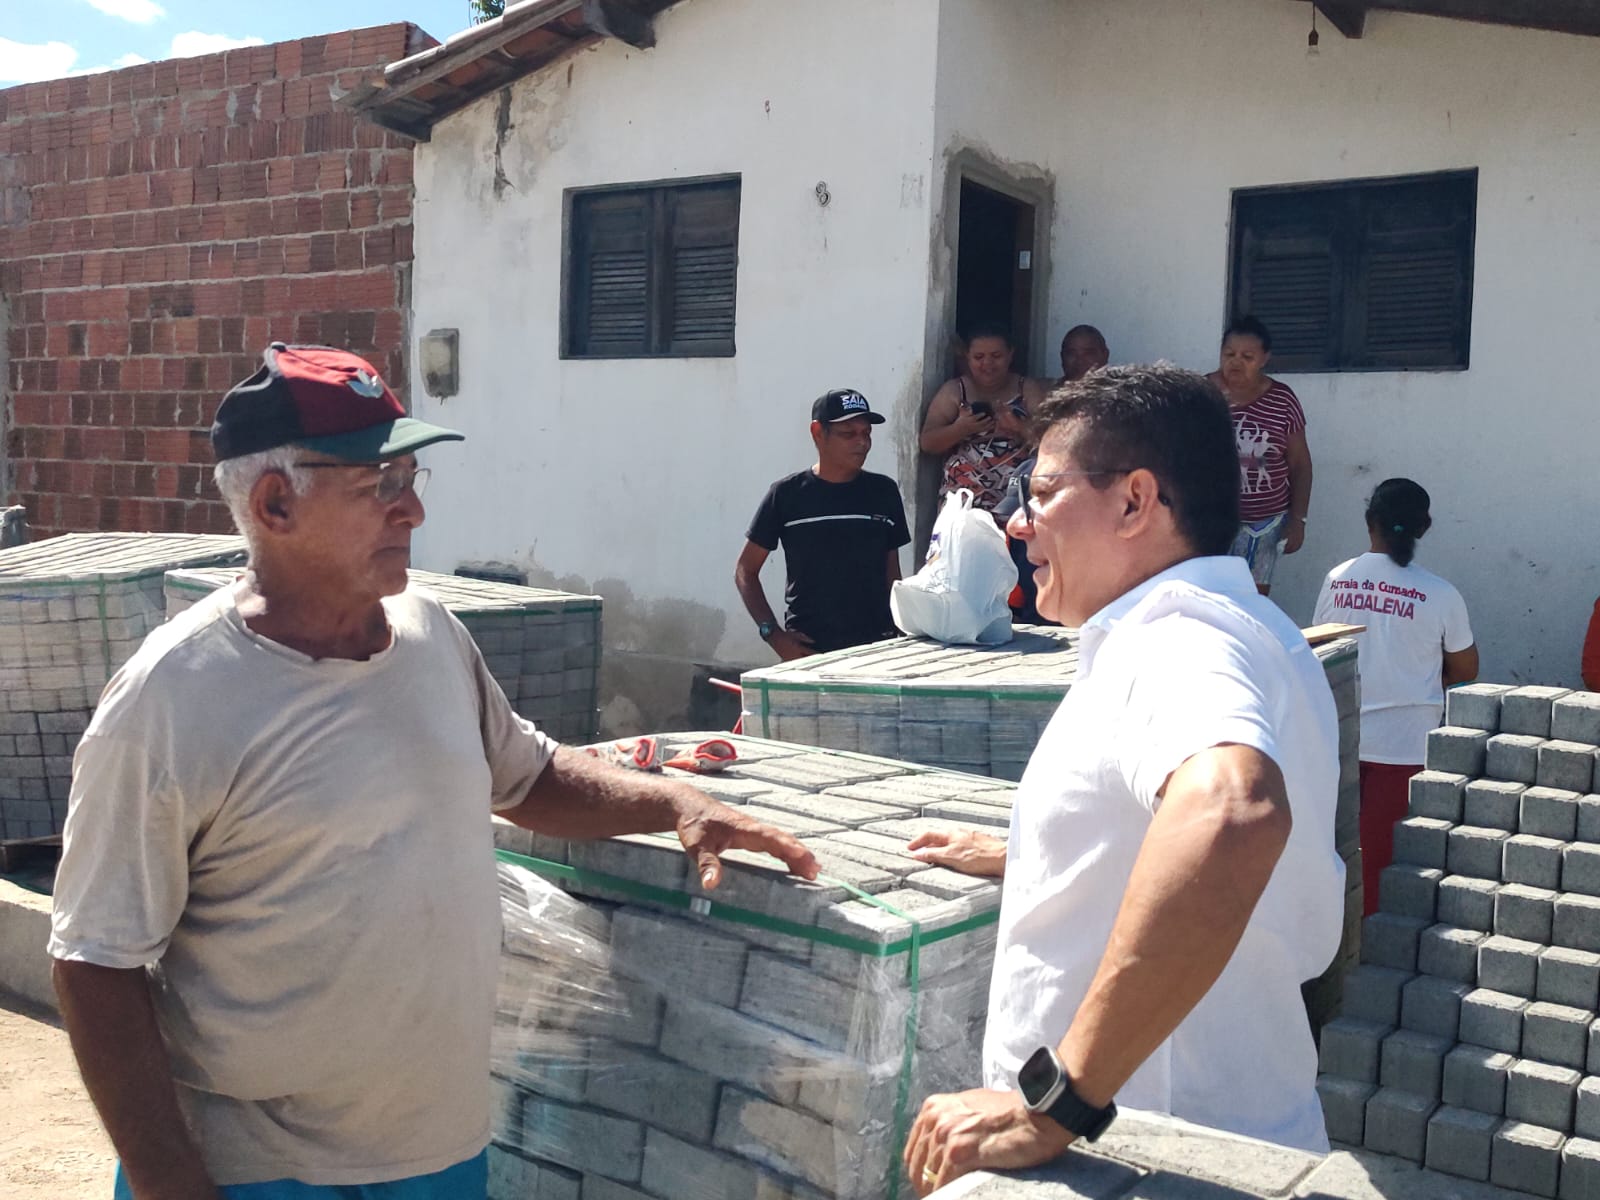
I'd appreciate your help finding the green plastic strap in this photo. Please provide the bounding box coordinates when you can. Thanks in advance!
[752,676,1069,704]
[96,577,112,684]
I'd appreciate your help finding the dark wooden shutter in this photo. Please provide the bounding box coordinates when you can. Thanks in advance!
[663,180,739,356]
[569,190,652,356]
[1233,193,1341,370]
[1352,177,1475,369]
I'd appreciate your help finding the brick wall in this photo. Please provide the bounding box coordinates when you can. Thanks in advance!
[0,23,434,538]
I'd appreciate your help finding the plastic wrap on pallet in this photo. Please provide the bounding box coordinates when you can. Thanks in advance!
[488,733,1007,1200]
[164,565,604,744]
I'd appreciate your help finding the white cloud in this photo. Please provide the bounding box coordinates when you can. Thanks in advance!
[111,51,149,67]
[169,31,265,59]
[0,37,79,84]
[86,0,167,24]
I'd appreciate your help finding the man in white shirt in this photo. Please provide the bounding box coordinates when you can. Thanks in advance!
[903,364,1342,1194]
[49,344,817,1200]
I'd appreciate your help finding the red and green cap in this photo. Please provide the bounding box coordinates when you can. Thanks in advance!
[211,343,464,462]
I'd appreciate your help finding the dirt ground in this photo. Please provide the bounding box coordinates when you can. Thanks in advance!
[0,995,116,1199]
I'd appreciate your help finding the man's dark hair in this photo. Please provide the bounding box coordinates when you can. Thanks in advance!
[1223,315,1273,353]
[1061,324,1107,350]
[963,320,1013,348]
[1034,364,1240,556]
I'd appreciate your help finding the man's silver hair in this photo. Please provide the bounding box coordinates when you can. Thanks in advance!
[213,447,310,547]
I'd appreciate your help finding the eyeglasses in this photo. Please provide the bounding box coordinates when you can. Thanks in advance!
[1008,466,1170,527]
[294,461,431,504]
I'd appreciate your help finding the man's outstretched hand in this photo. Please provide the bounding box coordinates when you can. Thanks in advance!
[673,789,819,890]
[904,1088,1074,1196]
[907,828,1007,878]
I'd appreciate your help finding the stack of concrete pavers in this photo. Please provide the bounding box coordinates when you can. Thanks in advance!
[742,632,1364,1031]
[0,533,246,838]
[488,732,1006,1200]
[1316,683,1600,1198]
[165,566,603,742]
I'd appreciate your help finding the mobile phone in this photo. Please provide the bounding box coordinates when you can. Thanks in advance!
[969,401,993,418]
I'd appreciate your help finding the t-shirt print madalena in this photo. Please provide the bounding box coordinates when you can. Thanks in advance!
[1314,551,1474,765]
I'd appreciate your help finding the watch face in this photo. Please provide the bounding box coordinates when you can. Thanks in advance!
[1017,1046,1060,1108]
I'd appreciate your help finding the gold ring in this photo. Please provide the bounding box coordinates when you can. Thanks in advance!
[922,1166,939,1186]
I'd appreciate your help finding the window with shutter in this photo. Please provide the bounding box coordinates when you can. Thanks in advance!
[564,176,740,359]
[1227,170,1476,372]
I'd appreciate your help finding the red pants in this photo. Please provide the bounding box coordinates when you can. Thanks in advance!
[1360,760,1423,915]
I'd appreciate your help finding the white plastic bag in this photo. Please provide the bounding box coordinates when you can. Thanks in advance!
[890,488,1016,645]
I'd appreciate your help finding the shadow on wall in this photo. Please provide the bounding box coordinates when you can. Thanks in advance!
[512,563,731,738]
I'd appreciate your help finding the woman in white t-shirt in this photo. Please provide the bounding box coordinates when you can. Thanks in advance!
[1314,478,1479,914]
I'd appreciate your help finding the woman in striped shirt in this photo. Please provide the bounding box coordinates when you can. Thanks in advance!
[1206,316,1313,596]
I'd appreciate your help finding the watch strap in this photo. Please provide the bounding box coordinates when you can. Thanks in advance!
[1043,1082,1116,1143]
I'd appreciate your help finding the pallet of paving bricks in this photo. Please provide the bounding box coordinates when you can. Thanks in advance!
[741,628,1365,1032]
[487,732,1007,1200]
[0,533,247,840]
[1315,684,1600,1198]
[164,566,603,743]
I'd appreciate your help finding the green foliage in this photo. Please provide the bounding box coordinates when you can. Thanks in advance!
[469,0,504,22]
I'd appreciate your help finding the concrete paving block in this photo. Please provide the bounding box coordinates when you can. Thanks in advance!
[1465,780,1529,833]
[1448,825,1511,881]
[1507,1060,1582,1132]
[1552,694,1600,744]
[1449,684,1514,732]
[1340,964,1415,1025]
[1539,742,1598,795]
[1538,948,1600,1011]
[1577,1078,1600,1140]
[1425,1104,1502,1181]
[583,1045,720,1142]
[609,910,749,1008]
[1362,912,1430,971]
[583,1180,653,1200]
[1554,894,1600,953]
[1505,835,1567,891]
[1492,1120,1566,1197]
[1364,1086,1439,1162]
[1409,770,1469,822]
[1438,875,1500,933]
[715,1087,872,1196]
[1461,989,1529,1055]
[1317,1075,1376,1145]
[1380,865,1444,922]
[1560,1137,1600,1200]
[1419,924,1487,984]
[740,951,908,1058]
[1503,687,1575,738]
[1488,734,1547,785]
[1443,1044,1515,1115]
[1497,884,1558,945]
[1320,1017,1393,1083]
[1479,937,1543,1000]
[519,1096,644,1182]
[1393,817,1454,870]
[1524,787,1583,841]
[1380,1029,1453,1098]
[641,1129,783,1200]
[1429,726,1492,776]
[1526,1003,1594,1073]
[658,997,824,1106]
[1402,976,1472,1040]
[486,1145,582,1200]
[1563,844,1600,898]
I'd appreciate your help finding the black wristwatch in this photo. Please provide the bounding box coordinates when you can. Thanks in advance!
[1017,1046,1117,1142]
[757,621,777,641]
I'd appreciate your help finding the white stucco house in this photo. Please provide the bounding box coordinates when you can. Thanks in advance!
[349,0,1600,731]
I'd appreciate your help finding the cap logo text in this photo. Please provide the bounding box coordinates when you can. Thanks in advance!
[348,370,386,399]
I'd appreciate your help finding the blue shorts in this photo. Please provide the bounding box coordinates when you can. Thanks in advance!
[113,1150,487,1200]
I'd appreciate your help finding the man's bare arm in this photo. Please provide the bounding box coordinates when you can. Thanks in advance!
[53,960,220,1200]
[498,746,818,888]
[1055,743,1293,1107]
[734,540,813,661]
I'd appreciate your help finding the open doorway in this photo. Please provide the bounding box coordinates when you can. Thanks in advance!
[955,178,1037,373]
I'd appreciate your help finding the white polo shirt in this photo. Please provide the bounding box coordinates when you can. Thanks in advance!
[982,555,1342,1153]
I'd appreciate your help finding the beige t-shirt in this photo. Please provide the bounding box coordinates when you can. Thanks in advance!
[49,584,556,1186]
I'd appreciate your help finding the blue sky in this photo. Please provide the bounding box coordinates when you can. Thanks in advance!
[1,0,477,85]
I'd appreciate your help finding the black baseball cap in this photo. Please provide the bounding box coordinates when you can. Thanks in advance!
[211,343,464,462]
[811,389,885,425]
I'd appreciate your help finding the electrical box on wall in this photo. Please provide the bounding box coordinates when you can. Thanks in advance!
[419,328,460,398]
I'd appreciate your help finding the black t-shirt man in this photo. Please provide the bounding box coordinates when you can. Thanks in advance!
[735,389,911,660]
[747,469,910,652]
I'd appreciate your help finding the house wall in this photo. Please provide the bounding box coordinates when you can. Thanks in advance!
[408,0,942,732]
[0,24,427,538]
[929,0,1600,687]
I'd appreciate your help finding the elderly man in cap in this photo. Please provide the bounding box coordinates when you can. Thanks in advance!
[50,344,817,1200]
[736,388,910,661]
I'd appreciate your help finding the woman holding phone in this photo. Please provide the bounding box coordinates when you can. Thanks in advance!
[920,322,1046,517]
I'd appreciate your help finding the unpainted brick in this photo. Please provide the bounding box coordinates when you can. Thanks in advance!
[1418,924,1485,983]
[1362,912,1430,971]
[1319,1017,1391,1083]
[1393,817,1453,870]
[1491,1120,1565,1197]
[1577,1077,1600,1140]
[1364,1086,1439,1162]
[1428,726,1491,777]
[1504,835,1566,890]
[1465,779,1528,833]
[1506,1059,1582,1133]
[1497,884,1558,945]
[1401,975,1471,1040]
[1523,787,1582,841]
[1340,964,1415,1026]
[1551,693,1600,744]
[1560,1137,1600,1200]
[1502,686,1573,738]
[1380,865,1443,920]
[1317,1075,1375,1146]
[1409,770,1468,822]
[1380,1028,1452,1098]
[1438,875,1499,933]
[1487,733,1545,785]
[1563,844,1600,898]
[1449,825,1510,881]
[1538,947,1600,1011]
[1525,1003,1593,1073]
[1447,684,1512,733]
[1425,1104,1501,1182]
[1538,741,1598,794]
[1479,936,1542,1000]
[1554,894,1600,954]
[1460,989,1528,1055]
[1442,1043,1515,1115]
